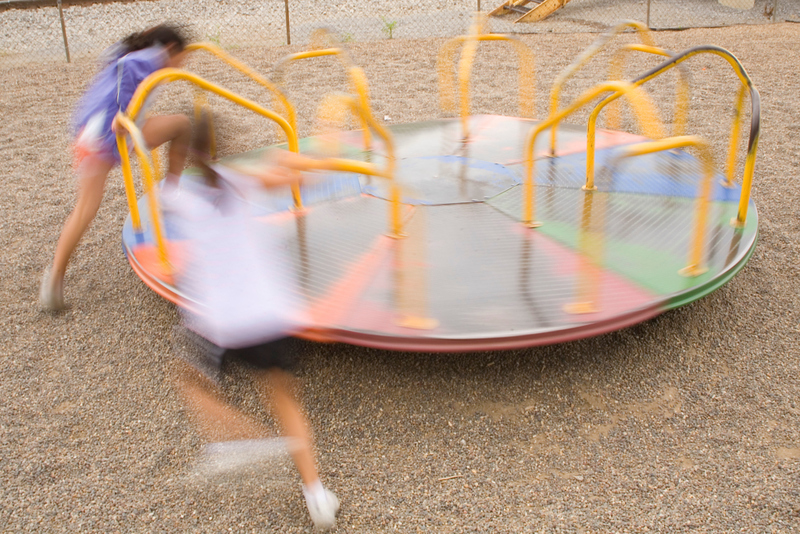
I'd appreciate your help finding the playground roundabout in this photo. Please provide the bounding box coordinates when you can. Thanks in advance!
[119,21,760,351]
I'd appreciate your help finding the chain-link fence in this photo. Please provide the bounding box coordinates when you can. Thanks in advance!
[1,0,797,64]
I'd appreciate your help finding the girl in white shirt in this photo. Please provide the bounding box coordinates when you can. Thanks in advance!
[169,113,339,531]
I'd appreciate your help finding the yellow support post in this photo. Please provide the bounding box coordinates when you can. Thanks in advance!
[523,80,662,227]
[563,190,605,314]
[548,20,654,156]
[725,85,747,187]
[614,136,715,277]
[151,148,162,182]
[438,28,535,140]
[117,134,142,234]
[606,43,689,137]
[617,45,760,228]
[115,114,170,272]
[275,48,375,151]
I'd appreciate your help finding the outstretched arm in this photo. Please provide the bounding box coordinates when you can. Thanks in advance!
[222,150,323,189]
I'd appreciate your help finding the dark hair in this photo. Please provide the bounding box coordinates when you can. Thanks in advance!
[122,24,187,55]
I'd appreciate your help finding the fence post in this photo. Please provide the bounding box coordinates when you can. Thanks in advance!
[284,0,291,45]
[57,0,70,62]
[646,0,651,28]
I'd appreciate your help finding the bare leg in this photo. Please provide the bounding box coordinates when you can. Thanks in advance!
[141,114,192,183]
[257,369,319,486]
[51,155,114,281]
[175,361,269,443]
[261,369,339,529]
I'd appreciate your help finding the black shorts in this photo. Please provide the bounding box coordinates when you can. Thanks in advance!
[173,326,295,384]
[223,337,296,372]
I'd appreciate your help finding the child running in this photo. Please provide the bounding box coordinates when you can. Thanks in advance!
[168,113,340,531]
[41,24,192,310]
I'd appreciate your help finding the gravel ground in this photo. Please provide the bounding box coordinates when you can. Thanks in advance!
[2,23,800,532]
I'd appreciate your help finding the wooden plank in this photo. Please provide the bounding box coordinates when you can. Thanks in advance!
[514,0,571,22]
[488,1,516,17]
[488,0,543,17]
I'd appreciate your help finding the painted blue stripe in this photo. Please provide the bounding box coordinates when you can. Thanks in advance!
[538,148,742,202]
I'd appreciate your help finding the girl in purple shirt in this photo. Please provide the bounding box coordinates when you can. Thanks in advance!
[41,24,191,310]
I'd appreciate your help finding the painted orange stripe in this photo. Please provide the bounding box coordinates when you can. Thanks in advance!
[308,235,395,326]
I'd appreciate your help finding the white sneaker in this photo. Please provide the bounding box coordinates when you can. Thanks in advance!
[39,268,64,311]
[304,488,339,531]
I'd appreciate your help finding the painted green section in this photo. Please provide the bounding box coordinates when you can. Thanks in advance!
[666,231,758,309]
[536,219,704,295]
[534,196,758,304]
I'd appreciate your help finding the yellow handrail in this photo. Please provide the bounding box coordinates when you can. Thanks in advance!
[613,136,715,277]
[126,70,297,148]
[274,48,375,150]
[585,44,690,190]
[184,42,296,140]
[548,20,655,155]
[605,44,689,136]
[523,80,662,227]
[437,15,535,140]
[312,93,404,238]
[119,68,303,270]
[125,68,302,209]
[114,114,170,272]
[624,45,761,227]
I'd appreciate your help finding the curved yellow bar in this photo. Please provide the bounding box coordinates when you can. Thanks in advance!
[115,114,170,272]
[185,42,296,138]
[627,45,760,227]
[126,69,297,150]
[614,136,715,277]
[548,20,655,155]
[457,35,535,139]
[126,67,302,208]
[315,94,395,174]
[523,80,661,227]
[438,33,535,139]
[319,93,402,237]
[606,44,689,136]
[276,48,374,150]
[585,44,689,190]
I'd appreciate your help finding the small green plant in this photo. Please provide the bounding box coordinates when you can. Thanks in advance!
[208,25,222,47]
[381,17,398,39]
[340,32,355,43]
